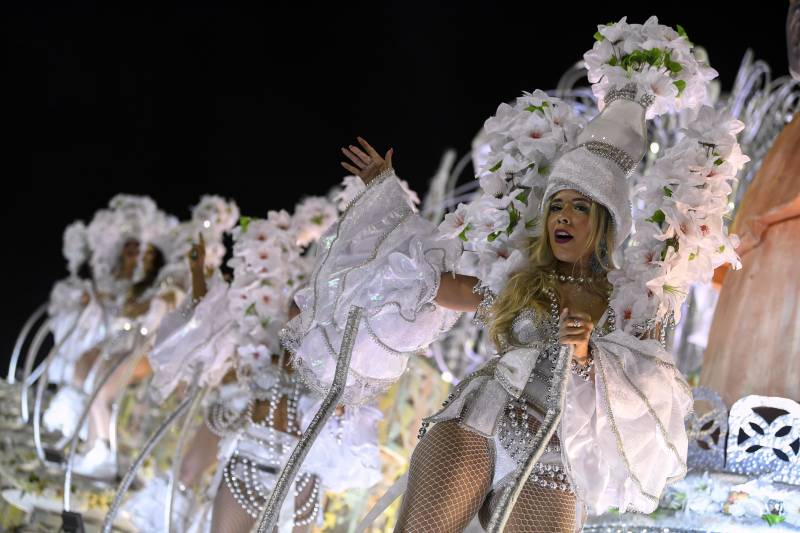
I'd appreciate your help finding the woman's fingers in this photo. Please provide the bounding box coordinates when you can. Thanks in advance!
[349,144,373,164]
[385,148,393,169]
[357,136,380,159]
[342,147,367,168]
[559,333,590,344]
[341,161,362,176]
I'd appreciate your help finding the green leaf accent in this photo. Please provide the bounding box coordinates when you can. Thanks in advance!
[608,56,618,67]
[646,209,666,227]
[525,219,537,229]
[676,24,688,38]
[673,79,686,95]
[594,31,604,42]
[718,245,725,253]
[261,318,271,329]
[608,507,620,515]
[524,101,549,113]
[661,236,680,261]
[688,251,697,260]
[245,303,257,316]
[311,214,325,225]
[458,223,472,242]
[762,514,786,527]
[538,165,549,175]
[487,231,502,242]
[489,161,502,172]
[665,54,683,74]
[515,189,530,204]
[663,186,673,197]
[239,216,252,233]
[260,279,272,286]
[506,204,520,234]
[714,158,724,166]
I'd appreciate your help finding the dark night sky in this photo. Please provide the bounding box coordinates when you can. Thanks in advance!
[1,2,790,367]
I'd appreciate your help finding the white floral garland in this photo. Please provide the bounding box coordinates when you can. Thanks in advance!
[610,106,749,331]
[226,189,343,354]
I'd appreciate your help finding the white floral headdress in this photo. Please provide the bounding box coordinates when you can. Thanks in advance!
[439,16,747,334]
[437,90,586,294]
[86,194,177,286]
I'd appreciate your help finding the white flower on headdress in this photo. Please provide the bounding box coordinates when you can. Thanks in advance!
[439,203,471,240]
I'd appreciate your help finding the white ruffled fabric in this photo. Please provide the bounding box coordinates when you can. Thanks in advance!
[562,330,692,514]
[149,274,240,402]
[301,400,383,492]
[47,278,108,384]
[281,172,461,405]
[427,328,691,514]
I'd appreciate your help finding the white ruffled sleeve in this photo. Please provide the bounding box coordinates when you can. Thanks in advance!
[561,330,692,515]
[281,171,461,405]
[149,274,240,402]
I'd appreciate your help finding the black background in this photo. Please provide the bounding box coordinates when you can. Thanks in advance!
[1,2,789,367]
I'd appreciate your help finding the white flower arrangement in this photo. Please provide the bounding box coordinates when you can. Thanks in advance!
[584,16,718,119]
[228,211,300,352]
[437,90,585,294]
[662,472,800,527]
[610,106,749,330]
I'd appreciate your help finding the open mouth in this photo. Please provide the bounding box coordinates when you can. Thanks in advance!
[554,229,573,244]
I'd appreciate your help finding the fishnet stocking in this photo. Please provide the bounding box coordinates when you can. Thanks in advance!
[210,480,258,533]
[394,420,495,533]
[478,479,577,532]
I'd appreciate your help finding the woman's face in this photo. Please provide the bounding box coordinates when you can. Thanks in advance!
[120,240,140,279]
[142,244,159,277]
[546,189,594,266]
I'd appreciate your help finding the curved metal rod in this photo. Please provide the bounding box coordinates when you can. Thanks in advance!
[63,348,135,512]
[487,345,571,532]
[7,303,47,384]
[20,317,53,423]
[32,349,54,464]
[25,357,48,387]
[256,306,363,533]
[101,391,195,533]
[31,317,84,462]
[165,382,206,533]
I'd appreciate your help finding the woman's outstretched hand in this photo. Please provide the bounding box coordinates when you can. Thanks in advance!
[340,136,393,185]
